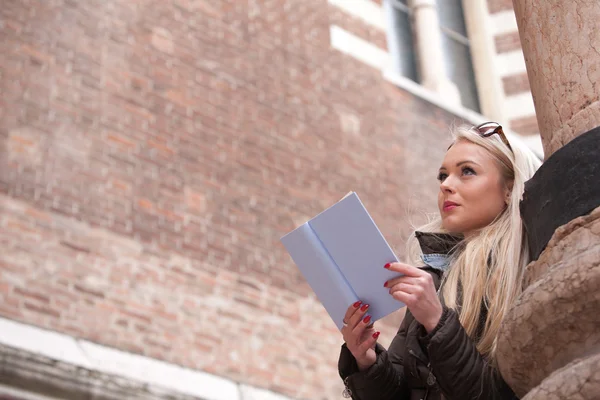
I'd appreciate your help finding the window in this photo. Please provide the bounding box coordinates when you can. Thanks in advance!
[385,0,418,82]
[386,0,480,112]
[436,0,480,112]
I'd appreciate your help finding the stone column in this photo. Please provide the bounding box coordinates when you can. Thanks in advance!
[512,0,600,158]
[496,1,600,398]
[408,0,461,105]
[461,0,507,124]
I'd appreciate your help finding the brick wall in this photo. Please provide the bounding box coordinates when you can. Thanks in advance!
[1,1,462,398]
[494,32,522,54]
[487,0,540,136]
[510,116,540,136]
[488,0,514,13]
[328,5,388,50]
[503,73,531,96]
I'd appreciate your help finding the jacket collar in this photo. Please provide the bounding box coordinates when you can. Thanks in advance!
[415,231,463,255]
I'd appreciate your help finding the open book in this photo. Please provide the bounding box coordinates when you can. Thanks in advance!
[280,192,405,330]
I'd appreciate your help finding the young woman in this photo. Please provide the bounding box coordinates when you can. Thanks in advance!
[338,123,542,400]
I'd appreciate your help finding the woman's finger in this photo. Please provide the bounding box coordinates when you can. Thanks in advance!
[357,330,380,354]
[384,275,420,290]
[388,282,417,295]
[347,303,370,327]
[342,300,363,327]
[341,303,371,344]
[345,326,377,361]
[350,312,373,341]
[384,262,425,277]
[390,289,415,306]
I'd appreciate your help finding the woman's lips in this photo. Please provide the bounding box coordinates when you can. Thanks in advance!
[443,201,459,212]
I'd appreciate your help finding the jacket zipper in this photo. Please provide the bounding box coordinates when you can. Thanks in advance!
[342,377,353,398]
[408,349,436,400]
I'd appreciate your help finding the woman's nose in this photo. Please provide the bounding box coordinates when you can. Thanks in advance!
[440,178,456,193]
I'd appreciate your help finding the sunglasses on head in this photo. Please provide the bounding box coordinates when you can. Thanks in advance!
[475,122,513,153]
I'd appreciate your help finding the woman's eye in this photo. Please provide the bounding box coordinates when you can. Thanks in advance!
[437,172,448,182]
[462,166,476,176]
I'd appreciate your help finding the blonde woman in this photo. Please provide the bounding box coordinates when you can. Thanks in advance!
[338,123,542,400]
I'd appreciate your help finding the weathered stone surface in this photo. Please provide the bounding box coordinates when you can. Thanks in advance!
[508,1,600,398]
[0,344,205,400]
[523,353,600,400]
[524,206,600,287]
[512,0,600,158]
[496,207,600,397]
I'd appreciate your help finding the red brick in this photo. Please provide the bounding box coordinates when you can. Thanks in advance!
[503,73,531,95]
[25,207,52,222]
[510,115,540,135]
[495,32,522,54]
[0,304,23,319]
[327,6,388,51]
[73,284,105,299]
[24,302,61,318]
[107,133,137,149]
[488,0,514,13]
[137,198,154,211]
[60,241,91,253]
[14,287,50,304]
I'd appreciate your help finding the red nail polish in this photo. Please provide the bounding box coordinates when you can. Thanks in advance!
[383,281,388,288]
[353,301,361,308]
[363,315,372,324]
[360,304,369,312]
[384,263,391,269]
[373,331,380,339]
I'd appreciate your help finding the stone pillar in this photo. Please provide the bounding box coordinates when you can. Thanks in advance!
[461,0,507,124]
[408,0,461,105]
[512,0,600,159]
[496,1,600,398]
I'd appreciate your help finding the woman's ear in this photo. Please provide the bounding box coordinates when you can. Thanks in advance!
[504,181,514,204]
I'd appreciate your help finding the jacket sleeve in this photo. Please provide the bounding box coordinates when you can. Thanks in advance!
[420,307,519,400]
[337,312,412,400]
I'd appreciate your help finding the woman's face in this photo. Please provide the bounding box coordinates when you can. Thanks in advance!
[437,140,510,236]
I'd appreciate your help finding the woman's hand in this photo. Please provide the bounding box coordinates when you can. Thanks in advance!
[384,263,443,333]
[341,301,380,371]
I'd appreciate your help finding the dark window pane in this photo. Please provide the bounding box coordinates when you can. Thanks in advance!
[388,7,418,81]
[436,0,468,37]
[389,0,410,13]
[440,34,480,112]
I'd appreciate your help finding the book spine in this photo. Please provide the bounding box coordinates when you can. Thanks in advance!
[281,223,358,330]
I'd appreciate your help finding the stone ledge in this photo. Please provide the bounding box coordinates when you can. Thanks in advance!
[0,382,64,400]
[523,353,600,400]
[496,214,600,396]
[0,318,293,400]
[0,345,197,400]
[524,205,600,287]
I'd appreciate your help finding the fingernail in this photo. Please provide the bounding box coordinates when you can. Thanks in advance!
[384,263,391,269]
[383,281,388,288]
[360,304,369,312]
[353,301,361,308]
[363,315,371,324]
[373,331,380,339]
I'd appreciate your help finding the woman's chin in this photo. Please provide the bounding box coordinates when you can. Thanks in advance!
[441,217,464,233]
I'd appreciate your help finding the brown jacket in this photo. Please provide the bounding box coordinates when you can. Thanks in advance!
[338,233,518,400]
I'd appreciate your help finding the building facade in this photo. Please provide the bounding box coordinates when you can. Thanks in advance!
[0,1,540,399]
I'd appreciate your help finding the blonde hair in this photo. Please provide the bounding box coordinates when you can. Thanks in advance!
[406,124,541,363]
